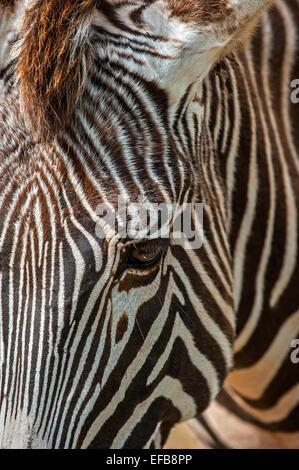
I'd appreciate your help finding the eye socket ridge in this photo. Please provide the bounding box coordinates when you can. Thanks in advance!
[126,239,169,269]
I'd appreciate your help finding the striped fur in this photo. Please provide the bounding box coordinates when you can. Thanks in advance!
[0,0,298,449]
[189,0,299,447]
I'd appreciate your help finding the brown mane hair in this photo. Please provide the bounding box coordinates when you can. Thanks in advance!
[17,0,98,141]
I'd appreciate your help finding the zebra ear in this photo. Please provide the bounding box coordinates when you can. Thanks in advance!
[169,0,273,48]
[17,0,98,141]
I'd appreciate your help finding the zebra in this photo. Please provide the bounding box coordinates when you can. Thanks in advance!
[0,0,298,449]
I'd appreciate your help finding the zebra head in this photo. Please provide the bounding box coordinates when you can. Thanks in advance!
[0,0,272,448]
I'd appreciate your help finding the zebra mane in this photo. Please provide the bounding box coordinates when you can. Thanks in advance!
[16,0,98,142]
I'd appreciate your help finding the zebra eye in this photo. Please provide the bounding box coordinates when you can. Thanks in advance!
[127,244,164,269]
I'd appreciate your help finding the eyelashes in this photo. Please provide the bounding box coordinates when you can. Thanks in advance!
[116,239,169,274]
[127,243,164,268]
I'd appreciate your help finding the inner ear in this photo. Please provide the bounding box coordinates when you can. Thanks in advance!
[17,0,98,142]
[164,0,274,80]
[167,0,273,43]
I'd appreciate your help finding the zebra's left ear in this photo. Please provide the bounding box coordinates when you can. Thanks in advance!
[160,0,273,96]
[168,0,274,54]
[17,0,98,141]
[169,0,273,32]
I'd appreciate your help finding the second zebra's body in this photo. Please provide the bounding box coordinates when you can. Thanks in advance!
[0,0,298,449]
[190,0,299,447]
